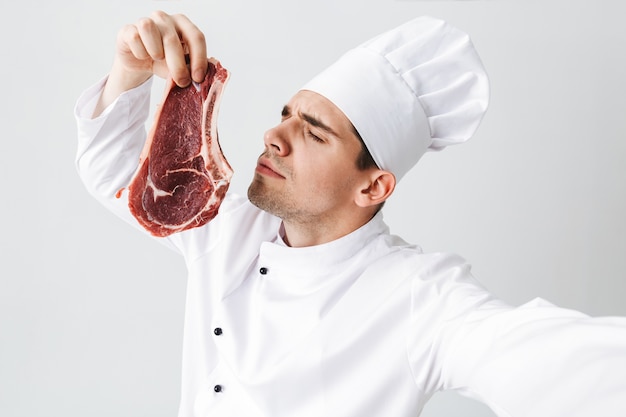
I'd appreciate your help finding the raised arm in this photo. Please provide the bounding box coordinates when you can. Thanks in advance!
[76,11,220,253]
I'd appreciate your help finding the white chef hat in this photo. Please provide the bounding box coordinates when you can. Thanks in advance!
[302,16,489,181]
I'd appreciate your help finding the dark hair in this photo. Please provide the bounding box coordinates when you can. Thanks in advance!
[352,126,378,171]
[352,125,387,213]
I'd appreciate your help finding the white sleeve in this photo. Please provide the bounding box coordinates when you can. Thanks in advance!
[74,75,153,227]
[74,76,198,255]
[439,297,626,417]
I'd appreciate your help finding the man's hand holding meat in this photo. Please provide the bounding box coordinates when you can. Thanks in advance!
[94,11,208,117]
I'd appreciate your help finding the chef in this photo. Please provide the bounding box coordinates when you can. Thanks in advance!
[75,11,626,417]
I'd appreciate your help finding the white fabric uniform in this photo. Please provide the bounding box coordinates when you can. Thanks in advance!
[75,77,626,417]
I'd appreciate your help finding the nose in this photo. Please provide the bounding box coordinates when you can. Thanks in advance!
[263,122,291,157]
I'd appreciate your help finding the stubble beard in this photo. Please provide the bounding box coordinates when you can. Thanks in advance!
[247,178,279,215]
[249,152,297,220]
[248,179,285,217]
[247,176,307,222]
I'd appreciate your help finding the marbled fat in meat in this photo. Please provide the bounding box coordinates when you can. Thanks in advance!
[127,58,232,237]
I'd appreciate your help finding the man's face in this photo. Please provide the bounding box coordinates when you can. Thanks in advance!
[248,90,367,224]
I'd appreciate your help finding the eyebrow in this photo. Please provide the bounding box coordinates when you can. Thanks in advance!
[282,105,339,137]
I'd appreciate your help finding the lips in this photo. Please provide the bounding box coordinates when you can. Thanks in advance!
[256,157,285,179]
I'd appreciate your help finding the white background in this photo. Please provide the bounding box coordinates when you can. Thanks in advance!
[0,1,624,416]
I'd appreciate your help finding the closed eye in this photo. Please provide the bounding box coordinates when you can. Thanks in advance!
[306,129,324,143]
[281,105,291,121]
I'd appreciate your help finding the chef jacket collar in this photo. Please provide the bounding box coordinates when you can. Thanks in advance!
[259,211,389,281]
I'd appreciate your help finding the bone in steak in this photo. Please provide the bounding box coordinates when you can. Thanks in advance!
[126,58,233,237]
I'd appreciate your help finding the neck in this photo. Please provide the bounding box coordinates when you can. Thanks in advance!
[281,209,377,248]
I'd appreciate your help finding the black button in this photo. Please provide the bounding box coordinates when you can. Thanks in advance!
[214,384,222,393]
[259,267,268,275]
[213,327,222,336]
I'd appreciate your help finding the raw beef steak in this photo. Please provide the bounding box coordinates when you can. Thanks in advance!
[127,58,232,237]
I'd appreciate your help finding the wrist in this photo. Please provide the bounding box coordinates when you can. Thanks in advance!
[92,62,152,118]
[108,58,153,92]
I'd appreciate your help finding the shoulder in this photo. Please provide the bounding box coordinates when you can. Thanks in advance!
[370,232,476,289]
[361,230,495,311]
[366,237,500,320]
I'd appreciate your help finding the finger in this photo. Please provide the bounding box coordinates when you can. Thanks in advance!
[171,14,208,83]
[151,11,190,86]
[135,16,165,61]
[118,24,150,60]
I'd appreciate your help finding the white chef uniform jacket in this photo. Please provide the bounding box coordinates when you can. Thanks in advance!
[75,77,626,417]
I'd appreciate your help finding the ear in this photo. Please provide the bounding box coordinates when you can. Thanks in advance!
[355,169,396,208]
